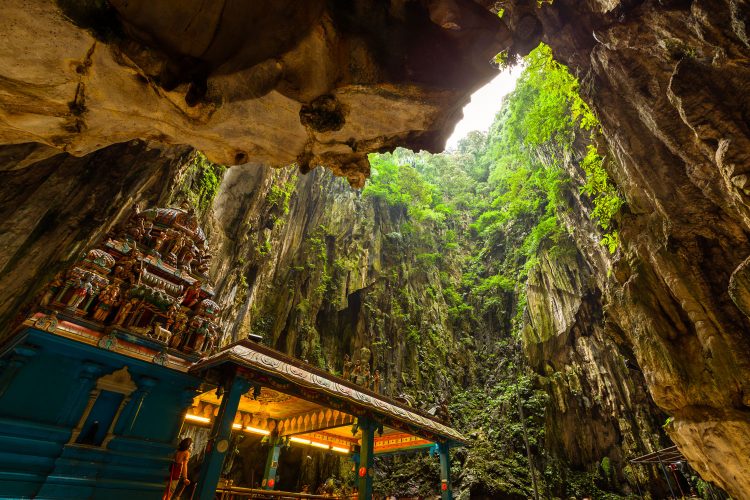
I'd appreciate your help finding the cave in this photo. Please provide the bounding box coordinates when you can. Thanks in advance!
[1,1,749,499]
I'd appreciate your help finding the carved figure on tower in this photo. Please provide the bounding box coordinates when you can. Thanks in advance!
[67,274,95,311]
[92,281,120,322]
[342,354,352,380]
[33,203,226,360]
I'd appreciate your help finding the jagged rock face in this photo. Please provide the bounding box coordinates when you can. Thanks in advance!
[524,243,673,496]
[0,141,192,331]
[0,0,517,187]
[523,1,750,496]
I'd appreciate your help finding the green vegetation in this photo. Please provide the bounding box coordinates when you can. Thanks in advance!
[238,43,629,499]
[267,174,298,222]
[361,43,626,498]
[180,151,227,214]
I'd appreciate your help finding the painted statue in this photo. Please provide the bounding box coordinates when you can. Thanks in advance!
[40,272,65,306]
[350,360,361,384]
[152,323,172,344]
[113,297,139,326]
[342,354,352,380]
[67,274,95,310]
[371,370,381,393]
[92,282,120,322]
[182,281,202,308]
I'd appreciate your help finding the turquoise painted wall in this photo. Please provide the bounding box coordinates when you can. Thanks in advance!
[0,327,201,499]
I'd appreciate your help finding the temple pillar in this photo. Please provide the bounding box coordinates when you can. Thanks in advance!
[56,360,104,427]
[0,344,38,399]
[357,418,375,500]
[262,434,282,490]
[195,372,250,500]
[438,441,452,500]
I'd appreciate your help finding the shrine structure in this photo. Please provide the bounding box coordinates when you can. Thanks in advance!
[0,205,467,500]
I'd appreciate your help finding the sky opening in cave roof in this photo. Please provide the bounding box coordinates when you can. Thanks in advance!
[444,64,524,151]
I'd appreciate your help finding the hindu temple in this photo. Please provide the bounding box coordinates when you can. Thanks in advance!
[0,205,464,499]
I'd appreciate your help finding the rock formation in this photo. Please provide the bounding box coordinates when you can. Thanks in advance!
[527,2,750,497]
[0,0,749,497]
[0,0,519,187]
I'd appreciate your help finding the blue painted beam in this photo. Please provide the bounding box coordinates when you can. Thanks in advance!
[195,372,251,500]
[262,434,283,490]
[357,418,375,500]
[438,441,452,500]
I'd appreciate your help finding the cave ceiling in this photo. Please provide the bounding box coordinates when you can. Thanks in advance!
[0,0,551,187]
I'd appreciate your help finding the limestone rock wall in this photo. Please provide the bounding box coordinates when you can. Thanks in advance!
[522,1,750,496]
[204,165,474,402]
[0,0,517,187]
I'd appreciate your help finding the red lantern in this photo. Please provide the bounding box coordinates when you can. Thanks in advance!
[358,467,367,477]
[441,481,448,491]
[268,479,275,488]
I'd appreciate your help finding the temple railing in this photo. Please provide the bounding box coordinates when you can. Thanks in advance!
[216,486,351,499]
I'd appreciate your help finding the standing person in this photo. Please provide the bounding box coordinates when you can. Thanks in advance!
[165,437,192,500]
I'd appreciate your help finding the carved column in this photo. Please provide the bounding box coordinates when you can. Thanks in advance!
[438,441,452,500]
[118,376,158,436]
[262,433,283,490]
[0,344,38,399]
[357,417,375,500]
[56,361,104,427]
[68,388,101,444]
[170,386,201,443]
[101,394,131,448]
[195,372,251,500]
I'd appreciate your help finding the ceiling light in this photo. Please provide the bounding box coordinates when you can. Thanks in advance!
[290,437,311,445]
[185,414,211,424]
[310,441,330,450]
[331,446,350,454]
[245,426,271,435]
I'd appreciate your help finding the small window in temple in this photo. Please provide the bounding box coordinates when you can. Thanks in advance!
[76,390,124,446]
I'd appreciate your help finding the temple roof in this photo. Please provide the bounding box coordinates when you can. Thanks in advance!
[190,340,468,446]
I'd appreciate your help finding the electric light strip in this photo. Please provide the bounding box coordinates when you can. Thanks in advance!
[185,413,211,424]
[245,426,271,435]
[232,423,242,429]
[287,436,350,454]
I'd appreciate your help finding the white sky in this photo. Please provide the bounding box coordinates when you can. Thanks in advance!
[444,64,524,151]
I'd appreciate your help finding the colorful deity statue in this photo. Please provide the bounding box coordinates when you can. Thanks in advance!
[371,370,381,393]
[40,272,65,306]
[113,297,139,326]
[34,203,226,360]
[92,281,120,322]
[350,360,361,384]
[342,354,353,380]
[67,274,95,311]
[182,281,202,308]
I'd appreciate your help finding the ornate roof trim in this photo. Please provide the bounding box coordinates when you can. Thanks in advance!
[190,340,468,445]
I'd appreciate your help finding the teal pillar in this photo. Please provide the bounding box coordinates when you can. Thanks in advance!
[262,434,282,489]
[357,418,375,500]
[195,372,250,500]
[0,345,38,399]
[438,441,452,500]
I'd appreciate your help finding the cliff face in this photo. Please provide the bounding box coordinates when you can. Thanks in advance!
[528,2,750,496]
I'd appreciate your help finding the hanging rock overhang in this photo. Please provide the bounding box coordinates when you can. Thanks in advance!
[0,0,544,187]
